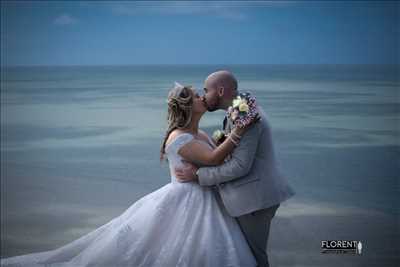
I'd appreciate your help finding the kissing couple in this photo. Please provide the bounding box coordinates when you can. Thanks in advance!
[1,70,295,267]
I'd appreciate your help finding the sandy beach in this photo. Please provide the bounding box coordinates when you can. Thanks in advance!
[269,200,399,267]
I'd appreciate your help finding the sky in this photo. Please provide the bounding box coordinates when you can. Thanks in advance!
[1,1,399,66]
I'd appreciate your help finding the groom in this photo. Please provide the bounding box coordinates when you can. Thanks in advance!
[175,70,295,267]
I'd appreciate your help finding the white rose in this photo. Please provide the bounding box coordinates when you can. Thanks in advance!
[232,96,242,108]
[239,102,249,112]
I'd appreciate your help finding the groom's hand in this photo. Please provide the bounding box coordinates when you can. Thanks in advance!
[175,163,199,182]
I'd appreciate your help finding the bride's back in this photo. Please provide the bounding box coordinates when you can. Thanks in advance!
[164,132,195,183]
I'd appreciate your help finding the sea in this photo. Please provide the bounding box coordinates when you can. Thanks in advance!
[1,64,399,265]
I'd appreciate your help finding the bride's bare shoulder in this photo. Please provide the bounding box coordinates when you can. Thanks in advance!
[165,129,187,147]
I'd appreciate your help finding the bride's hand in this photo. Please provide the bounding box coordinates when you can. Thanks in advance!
[232,126,246,137]
[232,114,261,137]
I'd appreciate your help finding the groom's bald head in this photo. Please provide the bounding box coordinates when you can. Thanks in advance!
[203,70,238,111]
[206,70,238,92]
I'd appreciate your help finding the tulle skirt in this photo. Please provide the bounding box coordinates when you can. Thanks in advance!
[1,181,257,267]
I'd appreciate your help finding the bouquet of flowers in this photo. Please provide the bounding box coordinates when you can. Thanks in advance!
[227,92,259,128]
[212,92,260,146]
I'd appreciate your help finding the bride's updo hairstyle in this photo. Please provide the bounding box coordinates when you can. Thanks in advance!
[160,83,194,161]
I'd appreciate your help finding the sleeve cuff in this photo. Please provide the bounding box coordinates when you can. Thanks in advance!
[197,168,211,186]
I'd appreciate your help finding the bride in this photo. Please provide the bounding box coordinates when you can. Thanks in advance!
[0,82,257,267]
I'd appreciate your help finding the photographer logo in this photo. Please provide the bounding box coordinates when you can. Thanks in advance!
[321,240,363,255]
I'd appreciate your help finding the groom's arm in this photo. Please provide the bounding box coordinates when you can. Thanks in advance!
[197,123,261,186]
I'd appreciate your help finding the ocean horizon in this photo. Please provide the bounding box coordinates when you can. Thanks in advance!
[1,64,399,266]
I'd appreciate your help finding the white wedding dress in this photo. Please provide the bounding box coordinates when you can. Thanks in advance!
[1,133,257,267]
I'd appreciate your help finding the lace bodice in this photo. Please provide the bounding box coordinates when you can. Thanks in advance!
[165,133,214,182]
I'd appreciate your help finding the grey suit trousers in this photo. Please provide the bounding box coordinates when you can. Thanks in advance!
[236,204,280,267]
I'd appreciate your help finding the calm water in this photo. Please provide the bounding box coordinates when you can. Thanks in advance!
[1,65,399,261]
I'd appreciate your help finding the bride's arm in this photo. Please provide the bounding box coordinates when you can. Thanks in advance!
[178,127,245,166]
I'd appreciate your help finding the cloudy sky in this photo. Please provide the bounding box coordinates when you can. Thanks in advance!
[1,1,399,66]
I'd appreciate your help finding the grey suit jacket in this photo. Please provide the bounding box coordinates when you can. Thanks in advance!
[197,106,295,217]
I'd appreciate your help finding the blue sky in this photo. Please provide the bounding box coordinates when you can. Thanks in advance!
[1,1,399,66]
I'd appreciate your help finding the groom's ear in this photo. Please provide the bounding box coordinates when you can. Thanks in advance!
[217,86,224,97]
